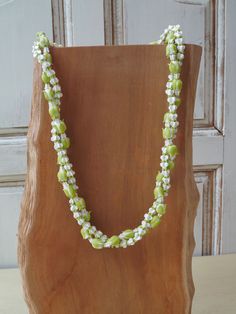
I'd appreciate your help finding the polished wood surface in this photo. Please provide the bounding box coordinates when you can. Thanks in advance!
[18,44,201,314]
[3,254,236,314]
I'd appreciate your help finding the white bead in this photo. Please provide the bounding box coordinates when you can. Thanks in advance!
[162,147,167,154]
[67,170,75,177]
[46,69,55,77]
[64,163,72,170]
[163,184,170,191]
[73,212,80,219]
[155,197,164,204]
[77,218,85,225]
[137,227,144,235]
[101,235,108,243]
[83,222,91,230]
[120,240,127,248]
[174,73,180,79]
[89,226,97,234]
[144,213,152,221]
[52,85,61,92]
[177,53,184,60]
[148,207,156,214]
[54,142,63,150]
[43,47,49,53]
[165,140,173,146]
[42,61,51,70]
[134,234,142,241]
[163,177,170,184]
[62,157,69,163]
[162,170,170,177]
[95,231,103,238]
[177,45,185,53]
[38,55,44,62]
[169,105,177,112]
[175,38,183,45]
[50,77,59,85]
[167,97,176,104]
[165,89,174,96]
[73,184,79,190]
[70,205,78,212]
[68,178,76,184]
[55,92,63,98]
[104,242,112,248]
[51,135,59,142]
[127,238,135,246]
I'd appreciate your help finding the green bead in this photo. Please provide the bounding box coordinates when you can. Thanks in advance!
[173,79,182,91]
[84,211,91,222]
[63,183,76,198]
[57,155,65,165]
[91,238,104,249]
[175,98,181,107]
[156,171,163,182]
[75,198,86,210]
[41,72,50,84]
[49,105,60,119]
[36,31,44,38]
[54,120,67,134]
[166,44,177,57]
[156,204,166,215]
[122,229,134,240]
[163,112,171,122]
[168,160,175,170]
[106,235,120,247]
[44,53,52,63]
[165,32,175,44]
[169,61,181,74]
[81,227,90,239]
[43,89,54,101]
[150,215,161,228]
[61,136,70,149]
[57,167,67,182]
[162,128,173,139]
[154,186,164,199]
[167,145,178,158]
[39,36,49,48]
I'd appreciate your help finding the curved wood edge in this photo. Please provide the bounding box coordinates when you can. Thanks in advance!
[18,44,202,314]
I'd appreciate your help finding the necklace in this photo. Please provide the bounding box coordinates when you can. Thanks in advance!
[32,25,185,249]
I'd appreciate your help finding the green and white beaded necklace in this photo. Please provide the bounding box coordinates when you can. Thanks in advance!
[32,25,185,249]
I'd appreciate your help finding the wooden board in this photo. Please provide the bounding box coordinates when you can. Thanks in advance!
[18,44,201,314]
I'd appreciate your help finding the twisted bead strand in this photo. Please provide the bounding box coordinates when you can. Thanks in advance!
[32,25,185,249]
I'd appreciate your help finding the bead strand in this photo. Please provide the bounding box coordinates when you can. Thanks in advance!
[32,25,185,249]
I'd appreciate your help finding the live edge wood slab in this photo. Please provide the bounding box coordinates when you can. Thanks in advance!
[18,44,201,314]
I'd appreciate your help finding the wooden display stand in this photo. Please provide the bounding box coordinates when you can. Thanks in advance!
[18,44,201,314]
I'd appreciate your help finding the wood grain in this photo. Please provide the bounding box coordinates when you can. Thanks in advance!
[18,44,201,314]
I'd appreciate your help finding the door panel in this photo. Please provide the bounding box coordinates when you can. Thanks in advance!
[0,0,53,267]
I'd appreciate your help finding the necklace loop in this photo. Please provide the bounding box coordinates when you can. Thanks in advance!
[32,25,185,249]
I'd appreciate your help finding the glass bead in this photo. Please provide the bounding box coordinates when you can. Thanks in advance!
[106,235,121,248]
[90,238,104,249]
[122,229,134,240]
[57,167,67,182]
[156,204,166,215]
[150,216,161,228]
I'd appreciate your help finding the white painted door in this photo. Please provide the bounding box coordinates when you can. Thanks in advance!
[1,0,235,267]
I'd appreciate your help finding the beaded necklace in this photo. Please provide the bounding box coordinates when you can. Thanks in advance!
[32,25,185,249]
